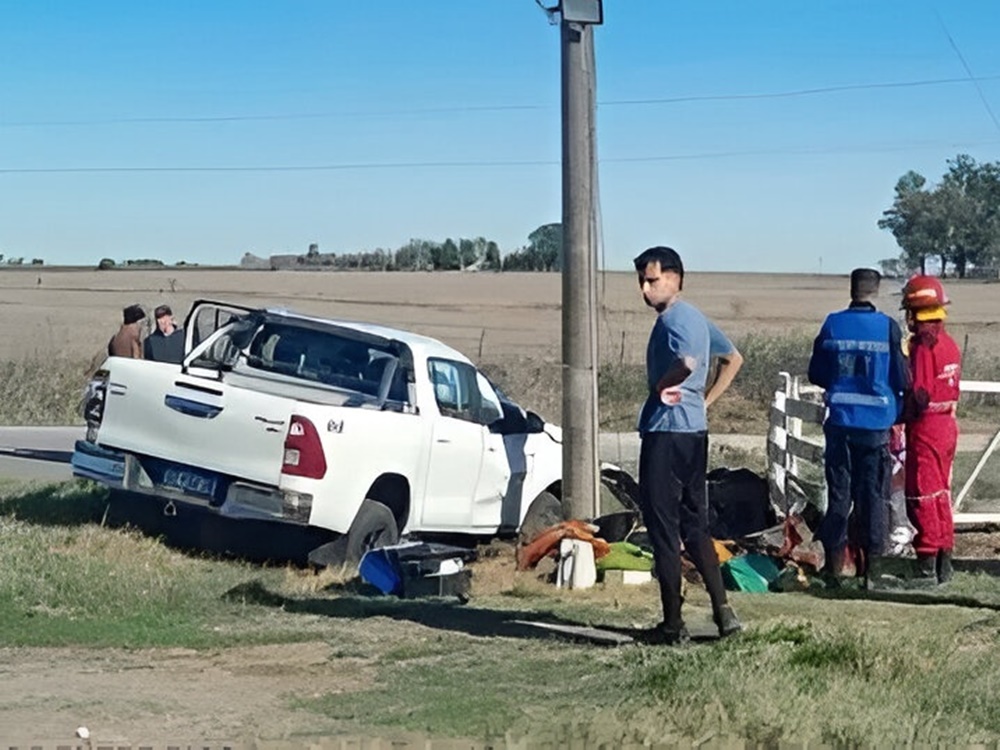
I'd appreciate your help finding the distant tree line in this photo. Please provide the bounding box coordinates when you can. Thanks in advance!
[0,254,43,266]
[879,154,1000,278]
[257,223,565,272]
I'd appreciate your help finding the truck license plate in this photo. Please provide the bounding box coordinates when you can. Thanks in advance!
[163,467,217,497]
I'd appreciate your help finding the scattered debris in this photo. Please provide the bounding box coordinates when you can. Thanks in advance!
[359,541,476,601]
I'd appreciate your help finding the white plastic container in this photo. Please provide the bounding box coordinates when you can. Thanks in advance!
[556,538,597,589]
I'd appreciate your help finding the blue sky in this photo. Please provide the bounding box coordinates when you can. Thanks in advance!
[2,1,999,272]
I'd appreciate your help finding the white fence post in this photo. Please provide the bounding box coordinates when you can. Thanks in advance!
[768,371,827,515]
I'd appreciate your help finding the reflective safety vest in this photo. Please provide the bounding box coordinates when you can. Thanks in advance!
[819,309,899,430]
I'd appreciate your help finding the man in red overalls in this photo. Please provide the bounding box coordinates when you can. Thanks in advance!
[901,275,961,584]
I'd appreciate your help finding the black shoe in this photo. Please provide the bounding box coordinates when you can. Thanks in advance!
[714,604,743,638]
[646,622,691,646]
[937,550,954,584]
[916,553,938,579]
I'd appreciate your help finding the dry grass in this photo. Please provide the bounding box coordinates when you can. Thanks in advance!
[2,268,998,431]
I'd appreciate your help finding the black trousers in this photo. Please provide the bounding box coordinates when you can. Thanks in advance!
[638,430,729,629]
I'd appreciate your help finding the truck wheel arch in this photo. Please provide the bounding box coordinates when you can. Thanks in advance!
[365,473,410,532]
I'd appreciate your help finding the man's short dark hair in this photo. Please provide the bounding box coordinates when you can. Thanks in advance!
[123,304,145,325]
[154,304,172,319]
[633,246,685,280]
[850,268,881,299]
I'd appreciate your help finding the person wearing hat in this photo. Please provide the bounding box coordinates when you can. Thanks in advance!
[108,304,146,359]
[633,245,744,645]
[143,304,185,364]
[808,268,909,584]
[900,275,961,584]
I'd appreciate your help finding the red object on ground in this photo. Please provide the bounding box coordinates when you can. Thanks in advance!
[516,520,612,571]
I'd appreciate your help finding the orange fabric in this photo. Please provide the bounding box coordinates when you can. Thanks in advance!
[713,539,734,563]
[516,520,611,570]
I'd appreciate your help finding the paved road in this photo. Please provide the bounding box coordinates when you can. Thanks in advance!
[0,425,993,482]
[0,426,84,482]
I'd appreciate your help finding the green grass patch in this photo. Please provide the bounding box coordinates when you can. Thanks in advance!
[0,480,334,648]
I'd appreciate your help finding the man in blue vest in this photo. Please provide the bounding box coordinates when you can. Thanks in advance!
[808,268,909,582]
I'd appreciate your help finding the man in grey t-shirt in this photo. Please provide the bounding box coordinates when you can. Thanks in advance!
[634,246,744,645]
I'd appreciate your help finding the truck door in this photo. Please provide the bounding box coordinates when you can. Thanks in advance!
[420,360,485,529]
[184,300,255,356]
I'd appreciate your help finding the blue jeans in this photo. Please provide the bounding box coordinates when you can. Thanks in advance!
[818,424,891,564]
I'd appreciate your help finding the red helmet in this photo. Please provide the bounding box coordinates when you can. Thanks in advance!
[901,275,950,310]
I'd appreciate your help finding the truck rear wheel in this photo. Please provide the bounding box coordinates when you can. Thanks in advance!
[518,490,564,547]
[345,498,399,565]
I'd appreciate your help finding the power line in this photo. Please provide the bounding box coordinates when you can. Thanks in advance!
[600,74,1000,107]
[935,12,1000,135]
[3,136,1000,175]
[3,74,999,128]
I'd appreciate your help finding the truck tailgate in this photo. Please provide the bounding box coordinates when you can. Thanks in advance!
[97,358,290,486]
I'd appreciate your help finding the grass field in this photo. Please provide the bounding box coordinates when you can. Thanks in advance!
[5,478,1000,744]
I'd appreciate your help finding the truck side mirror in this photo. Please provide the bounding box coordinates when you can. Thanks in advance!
[525,411,545,434]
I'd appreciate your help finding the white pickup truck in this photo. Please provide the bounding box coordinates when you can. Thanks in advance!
[73,301,632,564]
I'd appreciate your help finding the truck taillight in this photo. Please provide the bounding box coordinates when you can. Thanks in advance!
[83,370,109,443]
[282,415,327,479]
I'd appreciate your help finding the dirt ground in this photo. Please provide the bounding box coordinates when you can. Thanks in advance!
[0,640,372,744]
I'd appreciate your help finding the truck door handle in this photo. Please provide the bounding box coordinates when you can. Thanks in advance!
[164,395,223,419]
[254,416,285,426]
[436,438,451,444]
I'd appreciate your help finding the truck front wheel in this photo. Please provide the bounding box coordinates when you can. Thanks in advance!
[517,490,564,547]
[345,498,399,565]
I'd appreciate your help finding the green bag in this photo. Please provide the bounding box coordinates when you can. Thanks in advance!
[595,541,654,572]
[721,554,781,593]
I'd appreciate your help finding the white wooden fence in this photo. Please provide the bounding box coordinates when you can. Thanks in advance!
[767,371,1000,524]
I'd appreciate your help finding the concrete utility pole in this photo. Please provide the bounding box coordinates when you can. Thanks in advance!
[560,11,601,521]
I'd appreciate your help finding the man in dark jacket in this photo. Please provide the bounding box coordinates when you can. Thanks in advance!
[808,268,909,582]
[143,304,185,364]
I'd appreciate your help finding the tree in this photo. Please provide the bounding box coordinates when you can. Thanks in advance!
[395,238,435,271]
[433,238,460,270]
[501,223,564,271]
[938,155,1000,277]
[483,241,501,271]
[527,223,562,271]
[879,171,944,275]
[880,156,1000,278]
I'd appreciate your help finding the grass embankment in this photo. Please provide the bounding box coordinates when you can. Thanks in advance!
[5,479,1000,743]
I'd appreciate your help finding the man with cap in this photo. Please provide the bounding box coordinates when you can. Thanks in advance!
[108,304,146,359]
[633,245,744,645]
[808,268,909,583]
[143,304,185,364]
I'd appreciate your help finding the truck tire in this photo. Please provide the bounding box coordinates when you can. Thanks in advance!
[518,490,564,546]
[344,498,399,565]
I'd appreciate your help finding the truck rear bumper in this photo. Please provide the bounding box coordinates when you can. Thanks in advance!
[71,440,126,486]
